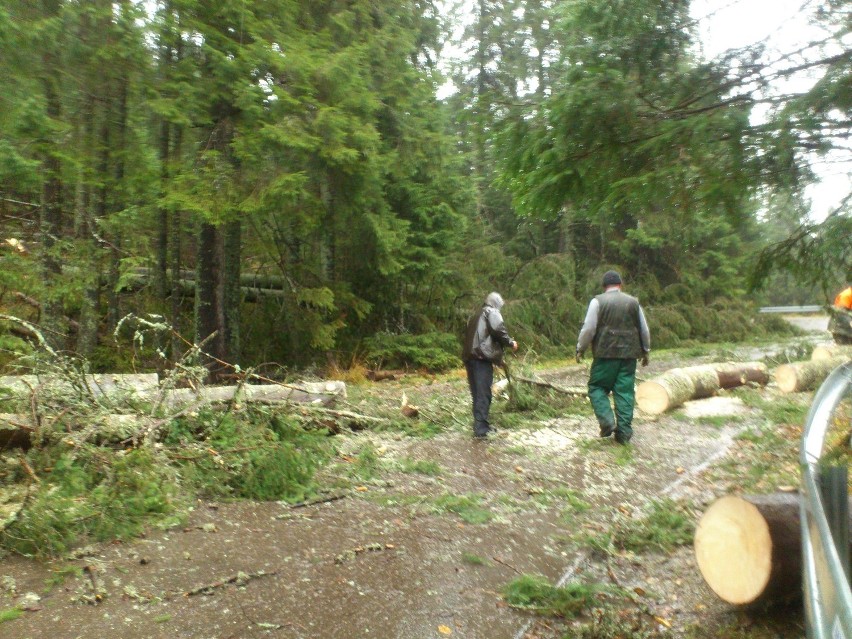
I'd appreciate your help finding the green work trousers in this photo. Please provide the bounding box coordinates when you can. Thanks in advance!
[588,357,637,442]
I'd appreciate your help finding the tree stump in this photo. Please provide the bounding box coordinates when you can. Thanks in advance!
[694,494,801,606]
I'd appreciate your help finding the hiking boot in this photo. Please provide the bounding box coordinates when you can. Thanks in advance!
[474,427,498,440]
[599,424,614,438]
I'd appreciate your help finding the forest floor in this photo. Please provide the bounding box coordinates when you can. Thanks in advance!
[0,316,835,639]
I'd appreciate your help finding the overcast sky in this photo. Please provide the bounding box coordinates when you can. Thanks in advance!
[691,0,850,220]
[438,0,850,221]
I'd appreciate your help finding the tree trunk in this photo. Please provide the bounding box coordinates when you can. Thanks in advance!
[75,87,99,357]
[195,222,227,376]
[223,219,241,364]
[155,118,171,300]
[774,357,847,393]
[107,75,128,332]
[169,124,184,359]
[39,2,66,351]
[636,362,768,415]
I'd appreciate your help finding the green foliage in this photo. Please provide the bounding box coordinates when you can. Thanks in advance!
[503,574,602,618]
[363,332,460,372]
[506,254,582,354]
[2,447,182,559]
[172,409,333,503]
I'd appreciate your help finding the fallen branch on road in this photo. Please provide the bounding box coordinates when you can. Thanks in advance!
[184,570,277,597]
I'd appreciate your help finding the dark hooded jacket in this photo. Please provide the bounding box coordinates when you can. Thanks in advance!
[462,293,514,363]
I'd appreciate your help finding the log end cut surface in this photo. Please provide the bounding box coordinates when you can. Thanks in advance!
[635,381,670,415]
[694,495,772,605]
[773,364,798,394]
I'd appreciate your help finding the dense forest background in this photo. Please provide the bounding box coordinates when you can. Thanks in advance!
[0,0,849,375]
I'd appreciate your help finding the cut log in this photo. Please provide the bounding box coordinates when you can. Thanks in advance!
[811,344,852,361]
[774,357,846,393]
[150,381,346,409]
[0,381,348,449]
[0,373,160,397]
[636,362,768,415]
[512,375,587,396]
[694,494,801,606]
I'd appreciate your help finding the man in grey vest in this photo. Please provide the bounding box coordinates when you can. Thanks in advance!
[576,271,650,445]
[462,292,518,438]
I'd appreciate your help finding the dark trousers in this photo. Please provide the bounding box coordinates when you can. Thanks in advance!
[465,358,493,436]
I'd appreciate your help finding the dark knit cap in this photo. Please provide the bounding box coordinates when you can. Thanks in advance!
[602,270,622,287]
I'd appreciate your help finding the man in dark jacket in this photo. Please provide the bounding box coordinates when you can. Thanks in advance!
[462,292,518,438]
[576,271,650,445]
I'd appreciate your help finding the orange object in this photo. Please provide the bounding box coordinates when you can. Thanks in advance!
[835,286,852,309]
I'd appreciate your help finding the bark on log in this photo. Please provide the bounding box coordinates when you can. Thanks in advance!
[694,494,803,606]
[636,362,768,415]
[149,381,346,409]
[0,374,160,397]
[774,357,847,393]
[512,375,587,396]
[0,382,348,449]
[811,344,852,361]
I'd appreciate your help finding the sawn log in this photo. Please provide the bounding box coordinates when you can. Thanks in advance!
[636,362,769,415]
[695,493,852,607]
[810,344,852,362]
[773,357,847,393]
[695,494,800,606]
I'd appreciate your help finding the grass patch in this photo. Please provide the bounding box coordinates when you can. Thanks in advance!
[396,457,442,476]
[532,486,591,513]
[588,498,694,554]
[737,391,808,426]
[503,574,604,618]
[154,614,172,623]
[461,552,490,566]
[0,607,23,623]
[431,493,492,524]
[574,606,665,638]
[44,564,83,592]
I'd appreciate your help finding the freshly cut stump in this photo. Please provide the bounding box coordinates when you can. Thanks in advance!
[694,494,801,606]
[774,357,846,393]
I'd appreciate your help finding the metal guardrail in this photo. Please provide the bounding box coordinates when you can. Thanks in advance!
[801,361,852,639]
[760,305,825,314]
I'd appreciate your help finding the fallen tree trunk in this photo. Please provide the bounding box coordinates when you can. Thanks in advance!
[512,375,588,396]
[774,357,846,393]
[636,362,768,415]
[811,344,852,362]
[695,494,802,606]
[0,382,348,449]
[0,373,160,397]
[149,381,346,409]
